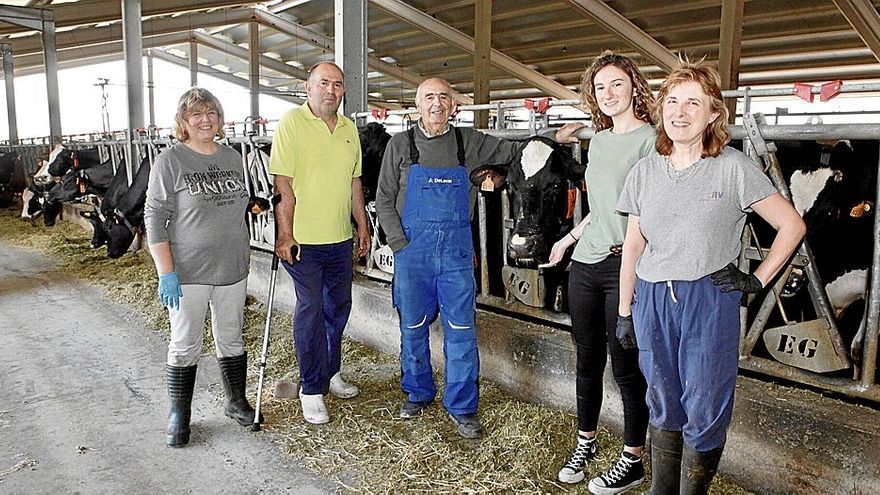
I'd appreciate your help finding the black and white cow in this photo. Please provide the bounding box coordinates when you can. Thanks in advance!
[47,146,103,177]
[41,159,116,226]
[769,140,876,319]
[470,136,586,268]
[100,156,152,258]
[79,158,132,248]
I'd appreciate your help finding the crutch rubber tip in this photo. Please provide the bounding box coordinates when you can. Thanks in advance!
[251,423,262,432]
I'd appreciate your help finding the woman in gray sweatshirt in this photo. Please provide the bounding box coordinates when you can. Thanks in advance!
[144,88,259,448]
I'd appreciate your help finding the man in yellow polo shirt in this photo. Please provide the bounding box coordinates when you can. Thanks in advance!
[269,61,370,425]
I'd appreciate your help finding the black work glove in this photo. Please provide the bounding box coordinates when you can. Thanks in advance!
[711,262,763,293]
[615,314,637,351]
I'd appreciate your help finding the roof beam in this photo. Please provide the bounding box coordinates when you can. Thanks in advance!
[7,9,254,55]
[252,10,441,95]
[833,0,880,64]
[0,0,258,36]
[150,49,304,105]
[369,0,578,100]
[191,30,309,81]
[563,0,678,72]
[11,32,192,70]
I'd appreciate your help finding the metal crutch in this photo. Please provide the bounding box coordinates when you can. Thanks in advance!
[252,194,284,432]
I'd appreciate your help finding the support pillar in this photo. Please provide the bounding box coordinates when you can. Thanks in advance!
[334,0,367,124]
[146,49,155,127]
[249,20,260,133]
[41,17,61,143]
[122,0,144,183]
[1,43,18,144]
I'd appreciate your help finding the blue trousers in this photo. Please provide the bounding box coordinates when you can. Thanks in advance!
[282,240,353,395]
[392,225,479,415]
[632,276,740,452]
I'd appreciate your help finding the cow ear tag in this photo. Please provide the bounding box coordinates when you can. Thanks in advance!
[481,175,495,192]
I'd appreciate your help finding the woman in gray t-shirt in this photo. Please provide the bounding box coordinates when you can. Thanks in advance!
[144,88,258,448]
[616,61,805,493]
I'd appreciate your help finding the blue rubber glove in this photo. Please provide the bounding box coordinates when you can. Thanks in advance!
[158,272,183,310]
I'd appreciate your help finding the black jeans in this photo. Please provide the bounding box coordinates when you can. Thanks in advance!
[568,257,649,447]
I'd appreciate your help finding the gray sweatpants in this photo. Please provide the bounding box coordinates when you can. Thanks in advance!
[166,278,248,367]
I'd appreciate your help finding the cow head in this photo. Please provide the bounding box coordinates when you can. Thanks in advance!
[471,136,585,268]
[102,209,139,259]
[358,122,391,204]
[79,209,109,249]
[46,146,101,177]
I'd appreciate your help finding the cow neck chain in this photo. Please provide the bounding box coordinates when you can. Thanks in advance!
[663,154,702,183]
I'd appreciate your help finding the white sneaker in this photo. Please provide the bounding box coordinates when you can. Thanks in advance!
[299,390,330,424]
[329,372,359,399]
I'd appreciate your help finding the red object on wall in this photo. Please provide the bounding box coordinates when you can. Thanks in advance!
[793,82,815,102]
[820,80,843,102]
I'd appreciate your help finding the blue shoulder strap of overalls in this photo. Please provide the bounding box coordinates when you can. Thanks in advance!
[407,126,466,166]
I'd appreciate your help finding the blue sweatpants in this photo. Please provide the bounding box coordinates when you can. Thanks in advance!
[632,275,740,452]
[282,240,353,395]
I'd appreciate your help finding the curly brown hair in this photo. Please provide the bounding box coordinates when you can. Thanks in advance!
[173,88,225,142]
[654,58,730,158]
[579,50,654,132]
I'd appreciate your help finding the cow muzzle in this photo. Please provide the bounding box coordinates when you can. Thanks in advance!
[507,233,547,268]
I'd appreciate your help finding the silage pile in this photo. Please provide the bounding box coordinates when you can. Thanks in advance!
[0,207,750,494]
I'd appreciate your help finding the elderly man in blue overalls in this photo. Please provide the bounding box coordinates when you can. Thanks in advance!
[375,78,526,439]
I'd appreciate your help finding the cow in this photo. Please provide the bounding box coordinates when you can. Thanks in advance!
[765,140,876,316]
[469,136,586,268]
[46,146,103,177]
[358,122,391,203]
[747,139,877,366]
[100,156,152,258]
[41,159,116,226]
[80,159,132,248]
[0,151,26,208]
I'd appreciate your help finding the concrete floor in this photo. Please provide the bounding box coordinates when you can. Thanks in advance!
[0,243,336,493]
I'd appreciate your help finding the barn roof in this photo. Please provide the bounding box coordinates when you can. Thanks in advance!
[2,0,880,108]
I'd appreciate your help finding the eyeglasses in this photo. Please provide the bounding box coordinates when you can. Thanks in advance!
[188,110,220,121]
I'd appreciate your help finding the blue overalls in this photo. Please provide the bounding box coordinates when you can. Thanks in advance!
[392,127,480,415]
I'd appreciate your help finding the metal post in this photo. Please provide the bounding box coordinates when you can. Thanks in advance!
[478,193,490,295]
[146,50,155,127]
[41,16,62,143]
[334,0,367,125]
[1,43,18,144]
[860,147,880,388]
[249,21,260,134]
[189,40,198,87]
[122,0,144,184]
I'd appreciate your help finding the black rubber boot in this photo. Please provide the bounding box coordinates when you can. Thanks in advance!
[680,444,724,495]
[217,352,262,426]
[166,364,197,448]
[646,426,683,494]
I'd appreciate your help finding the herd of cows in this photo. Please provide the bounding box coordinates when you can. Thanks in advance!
[0,127,876,356]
